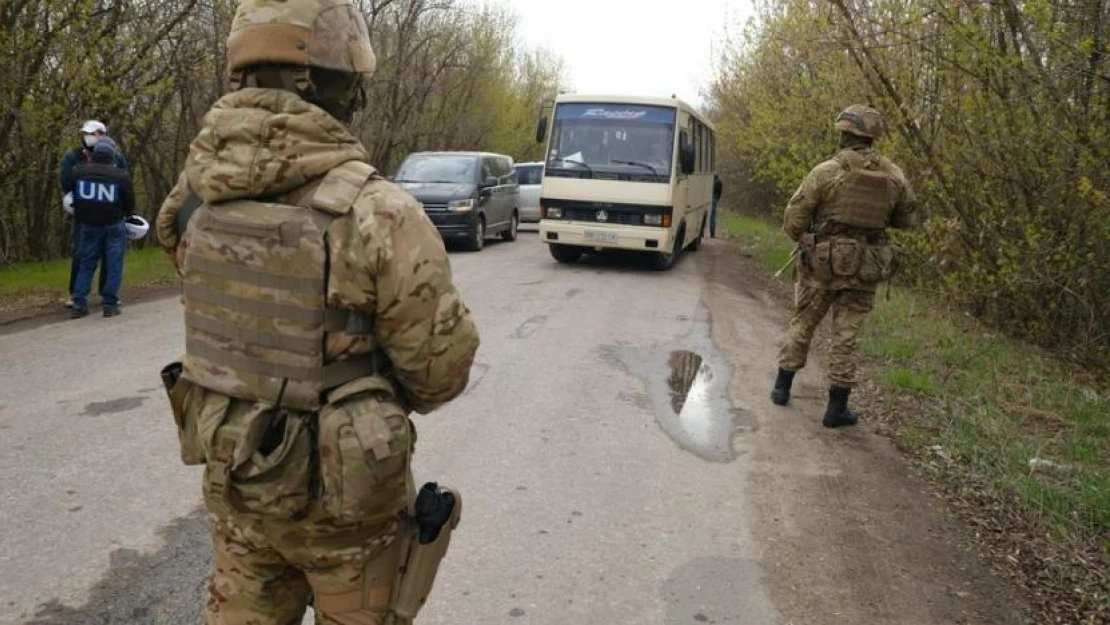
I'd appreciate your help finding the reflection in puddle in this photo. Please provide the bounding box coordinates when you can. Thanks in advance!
[601,306,744,463]
[667,350,718,454]
[662,350,732,461]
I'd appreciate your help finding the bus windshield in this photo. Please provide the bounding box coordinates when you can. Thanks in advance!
[545,103,676,182]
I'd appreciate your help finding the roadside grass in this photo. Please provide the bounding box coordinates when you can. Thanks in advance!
[721,210,1110,615]
[0,246,176,300]
[718,213,794,273]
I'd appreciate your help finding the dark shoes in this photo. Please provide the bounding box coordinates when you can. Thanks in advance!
[70,307,89,319]
[770,368,796,405]
[823,385,859,428]
[103,306,121,318]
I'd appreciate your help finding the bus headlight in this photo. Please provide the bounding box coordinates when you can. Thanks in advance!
[545,207,563,219]
[643,214,662,226]
[448,199,474,212]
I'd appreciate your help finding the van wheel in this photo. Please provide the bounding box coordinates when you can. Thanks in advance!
[464,217,485,252]
[502,211,519,242]
[549,243,583,264]
[649,226,684,271]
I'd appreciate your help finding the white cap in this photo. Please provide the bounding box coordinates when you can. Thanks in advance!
[80,120,107,134]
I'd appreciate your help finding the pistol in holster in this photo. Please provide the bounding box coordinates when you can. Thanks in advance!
[390,482,463,619]
[160,361,204,465]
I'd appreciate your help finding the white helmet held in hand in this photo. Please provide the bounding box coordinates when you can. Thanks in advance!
[63,192,74,215]
[124,215,150,240]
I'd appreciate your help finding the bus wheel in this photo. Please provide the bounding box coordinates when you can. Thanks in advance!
[689,218,705,252]
[549,243,583,264]
[650,227,684,271]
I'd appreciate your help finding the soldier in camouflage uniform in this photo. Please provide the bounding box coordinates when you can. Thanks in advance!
[770,105,917,428]
[155,0,479,622]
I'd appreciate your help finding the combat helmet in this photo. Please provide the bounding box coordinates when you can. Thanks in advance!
[226,0,376,121]
[835,105,884,140]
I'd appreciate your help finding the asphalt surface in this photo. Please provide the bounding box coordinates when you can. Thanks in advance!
[0,228,1032,624]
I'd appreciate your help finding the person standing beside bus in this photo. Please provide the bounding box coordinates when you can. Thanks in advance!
[711,174,723,237]
[770,105,918,427]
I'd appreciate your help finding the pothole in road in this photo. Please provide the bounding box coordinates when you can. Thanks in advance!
[602,305,750,462]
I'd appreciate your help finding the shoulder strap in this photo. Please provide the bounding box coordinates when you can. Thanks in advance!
[176,160,376,236]
[299,160,376,215]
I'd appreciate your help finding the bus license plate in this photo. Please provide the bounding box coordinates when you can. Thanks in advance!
[585,230,616,243]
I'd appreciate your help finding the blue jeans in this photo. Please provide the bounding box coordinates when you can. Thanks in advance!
[69,222,107,297]
[710,197,720,237]
[73,221,126,310]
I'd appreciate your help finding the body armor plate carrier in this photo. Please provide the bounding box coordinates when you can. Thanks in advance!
[822,149,898,230]
[181,161,375,411]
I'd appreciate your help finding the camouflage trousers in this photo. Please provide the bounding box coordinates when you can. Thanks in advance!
[777,282,875,388]
[206,500,412,625]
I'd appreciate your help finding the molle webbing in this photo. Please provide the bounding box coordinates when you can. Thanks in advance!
[821,151,897,230]
[181,161,376,411]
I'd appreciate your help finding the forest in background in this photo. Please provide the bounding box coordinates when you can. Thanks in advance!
[0,0,565,264]
[707,0,1110,368]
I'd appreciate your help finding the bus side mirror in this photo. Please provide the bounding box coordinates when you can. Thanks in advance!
[680,142,696,175]
[535,115,548,143]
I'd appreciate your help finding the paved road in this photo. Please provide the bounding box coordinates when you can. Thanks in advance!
[0,229,1032,624]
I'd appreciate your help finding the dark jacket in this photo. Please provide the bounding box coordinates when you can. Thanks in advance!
[70,162,135,226]
[713,176,723,200]
[60,146,129,193]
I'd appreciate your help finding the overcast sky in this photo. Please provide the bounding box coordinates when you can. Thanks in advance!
[503,0,754,112]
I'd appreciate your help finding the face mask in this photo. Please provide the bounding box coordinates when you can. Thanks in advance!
[83,134,98,149]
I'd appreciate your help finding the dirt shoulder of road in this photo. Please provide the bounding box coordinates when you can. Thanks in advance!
[698,238,1039,624]
[703,220,1109,624]
[0,281,181,336]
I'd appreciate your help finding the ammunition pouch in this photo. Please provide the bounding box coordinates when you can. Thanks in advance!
[391,483,463,619]
[810,238,833,281]
[829,237,862,277]
[858,242,899,283]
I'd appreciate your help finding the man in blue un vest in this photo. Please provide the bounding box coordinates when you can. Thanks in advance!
[69,139,135,318]
[60,120,129,308]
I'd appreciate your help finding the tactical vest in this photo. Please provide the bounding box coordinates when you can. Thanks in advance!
[181,161,377,412]
[821,149,898,230]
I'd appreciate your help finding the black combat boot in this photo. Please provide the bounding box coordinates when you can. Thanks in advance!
[822,385,858,428]
[770,368,796,406]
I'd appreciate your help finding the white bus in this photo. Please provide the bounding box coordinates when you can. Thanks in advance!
[535,93,716,270]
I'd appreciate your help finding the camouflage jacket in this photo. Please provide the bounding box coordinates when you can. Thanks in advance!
[782,145,918,291]
[156,88,479,414]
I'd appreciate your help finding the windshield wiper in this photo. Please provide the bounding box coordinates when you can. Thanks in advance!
[559,158,594,177]
[612,160,661,179]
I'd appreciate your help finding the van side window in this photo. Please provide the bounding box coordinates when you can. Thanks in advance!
[481,159,495,183]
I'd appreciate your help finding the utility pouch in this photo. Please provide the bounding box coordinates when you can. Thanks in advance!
[858,242,898,283]
[318,391,411,524]
[390,483,463,619]
[202,405,313,519]
[811,239,834,281]
[830,237,863,277]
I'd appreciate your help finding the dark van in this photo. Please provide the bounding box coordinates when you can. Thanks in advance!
[393,151,520,251]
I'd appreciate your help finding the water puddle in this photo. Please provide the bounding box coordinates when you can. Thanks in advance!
[602,305,746,462]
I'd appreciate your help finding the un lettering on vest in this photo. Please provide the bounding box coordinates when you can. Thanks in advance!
[76,180,119,203]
